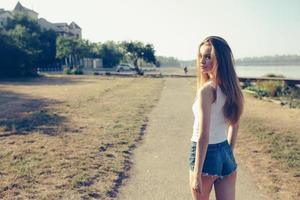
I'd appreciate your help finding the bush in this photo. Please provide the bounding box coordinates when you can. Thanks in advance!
[256,80,287,97]
[241,79,252,89]
[63,68,83,75]
[63,68,72,75]
[244,80,300,108]
[246,86,269,97]
[264,73,285,78]
[71,69,83,75]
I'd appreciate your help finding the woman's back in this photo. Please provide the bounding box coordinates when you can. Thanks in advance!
[191,80,228,144]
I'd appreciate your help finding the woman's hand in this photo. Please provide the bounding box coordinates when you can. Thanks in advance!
[192,175,203,194]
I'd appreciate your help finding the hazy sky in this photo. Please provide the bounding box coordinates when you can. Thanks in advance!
[2,0,300,60]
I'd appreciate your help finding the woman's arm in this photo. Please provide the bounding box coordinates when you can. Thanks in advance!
[194,85,214,177]
[227,123,239,151]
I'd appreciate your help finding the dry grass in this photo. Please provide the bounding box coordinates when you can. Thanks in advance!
[237,93,300,200]
[1,74,299,199]
[0,74,165,199]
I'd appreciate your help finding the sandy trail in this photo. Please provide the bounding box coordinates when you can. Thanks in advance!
[117,77,268,200]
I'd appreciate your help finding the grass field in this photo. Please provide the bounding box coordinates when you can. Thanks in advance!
[237,93,300,199]
[0,75,164,199]
[0,73,299,199]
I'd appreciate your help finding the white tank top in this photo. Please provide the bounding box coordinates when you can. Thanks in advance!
[191,81,228,144]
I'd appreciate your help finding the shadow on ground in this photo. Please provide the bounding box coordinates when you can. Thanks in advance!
[0,75,95,86]
[0,90,67,137]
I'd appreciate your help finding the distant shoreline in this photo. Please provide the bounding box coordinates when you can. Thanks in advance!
[236,64,300,67]
[178,55,300,67]
[176,65,300,68]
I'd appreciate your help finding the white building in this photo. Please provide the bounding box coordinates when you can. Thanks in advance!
[52,22,82,39]
[82,58,103,69]
[69,22,82,39]
[0,9,13,27]
[13,1,38,19]
[37,18,60,32]
[0,2,82,39]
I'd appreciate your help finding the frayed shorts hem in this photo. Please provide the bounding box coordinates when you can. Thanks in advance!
[201,165,237,181]
[188,140,238,182]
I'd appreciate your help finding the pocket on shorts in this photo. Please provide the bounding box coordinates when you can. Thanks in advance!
[226,145,237,165]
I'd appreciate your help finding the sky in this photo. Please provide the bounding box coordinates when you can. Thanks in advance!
[1,0,300,60]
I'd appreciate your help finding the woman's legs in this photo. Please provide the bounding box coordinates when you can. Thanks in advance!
[214,170,237,200]
[189,170,219,200]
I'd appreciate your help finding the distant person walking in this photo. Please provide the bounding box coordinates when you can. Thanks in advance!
[189,36,244,200]
[184,66,188,74]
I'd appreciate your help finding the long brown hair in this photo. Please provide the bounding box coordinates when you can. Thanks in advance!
[196,36,244,125]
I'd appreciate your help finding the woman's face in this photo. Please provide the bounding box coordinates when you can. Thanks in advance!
[198,43,216,74]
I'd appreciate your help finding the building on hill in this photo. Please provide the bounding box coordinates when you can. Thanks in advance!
[0,1,82,39]
[52,22,82,39]
[37,18,61,32]
[69,22,81,39]
[0,9,13,27]
[13,1,38,19]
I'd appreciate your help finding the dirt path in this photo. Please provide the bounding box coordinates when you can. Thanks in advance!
[117,78,269,200]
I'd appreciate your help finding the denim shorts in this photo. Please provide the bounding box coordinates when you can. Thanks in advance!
[188,140,237,180]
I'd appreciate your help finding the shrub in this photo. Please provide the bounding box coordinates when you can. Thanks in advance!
[264,73,285,78]
[71,69,83,75]
[256,80,286,97]
[241,79,252,89]
[63,68,72,75]
[63,68,83,75]
[246,86,269,97]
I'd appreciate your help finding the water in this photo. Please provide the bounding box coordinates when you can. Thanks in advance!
[235,65,300,79]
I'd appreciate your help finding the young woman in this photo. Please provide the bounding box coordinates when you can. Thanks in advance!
[189,36,244,200]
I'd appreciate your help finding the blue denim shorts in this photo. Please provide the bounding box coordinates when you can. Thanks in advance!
[188,140,237,180]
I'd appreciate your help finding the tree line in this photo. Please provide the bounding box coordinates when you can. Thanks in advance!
[235,55,300,66]
[173,55,300,68]
[156,56,181,67]
[0,13,158,77]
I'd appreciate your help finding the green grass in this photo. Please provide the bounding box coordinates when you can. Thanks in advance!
[244,80,300,108]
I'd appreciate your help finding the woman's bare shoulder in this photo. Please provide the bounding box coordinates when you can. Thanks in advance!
[199,83,215,102]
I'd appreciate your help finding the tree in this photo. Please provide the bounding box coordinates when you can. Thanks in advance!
[1,14,44,77]
[56,37,83,69]
[121,41,158,68]
[143,44,157,65]
[56,38,104,69]
[99,41,124,68]
[0,30,34,77]
[79,40,101,58]
[4,13,57,72]
[37,29,57,68]
[156,56,181,67]
[56,36,72,67]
